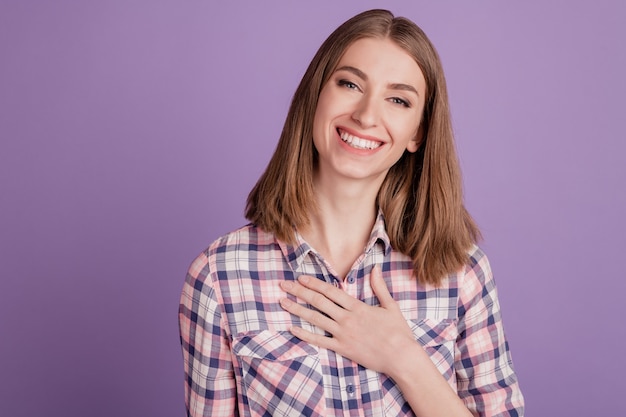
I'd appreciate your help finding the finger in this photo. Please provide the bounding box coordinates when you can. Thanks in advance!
[289,325,341,352]
[279,297,339,334]
[280,280,346,319]
[370,266,395,309]
[296,275,359,311]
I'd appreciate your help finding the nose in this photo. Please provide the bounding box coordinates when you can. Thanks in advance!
[351,94,380,128]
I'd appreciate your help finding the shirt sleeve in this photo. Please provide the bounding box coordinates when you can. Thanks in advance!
[178,251,237,417]
[455,249,525,417]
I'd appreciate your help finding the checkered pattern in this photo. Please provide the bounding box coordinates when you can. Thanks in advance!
[179,213,524,416]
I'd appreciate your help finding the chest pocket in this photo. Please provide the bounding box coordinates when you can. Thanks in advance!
[381,318,459,416]
[409,318,458,381]
[232,330,326,416]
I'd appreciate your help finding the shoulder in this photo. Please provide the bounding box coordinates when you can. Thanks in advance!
[463,244,493,282]
[439,245,491,288]
[188,224,265,274]
[206,223,278,255]
[185,224,278,292]
[457,244,500,313]
[189,224,282,280]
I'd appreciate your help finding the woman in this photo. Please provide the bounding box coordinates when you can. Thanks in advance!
[179,9,524,416]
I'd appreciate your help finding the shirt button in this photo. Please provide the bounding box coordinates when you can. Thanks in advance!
[347,276,355,284]
[346,384,355,395]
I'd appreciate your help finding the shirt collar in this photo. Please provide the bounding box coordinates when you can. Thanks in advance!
[367,209,392,256]
[278,209,392,272]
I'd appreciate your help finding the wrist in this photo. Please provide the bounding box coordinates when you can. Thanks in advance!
[385,340,429,383]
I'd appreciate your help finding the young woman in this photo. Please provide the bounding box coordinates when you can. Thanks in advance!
[179,9,524,417]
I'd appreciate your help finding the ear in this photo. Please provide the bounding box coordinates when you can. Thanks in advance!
[406,125,424,153]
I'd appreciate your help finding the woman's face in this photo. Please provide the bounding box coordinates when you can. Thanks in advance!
[312,37,426,185]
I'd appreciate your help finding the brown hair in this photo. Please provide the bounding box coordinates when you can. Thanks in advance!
[246,9,480,285]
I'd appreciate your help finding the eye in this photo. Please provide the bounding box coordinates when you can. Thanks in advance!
[389,97,411,108]
[338,79,360,91]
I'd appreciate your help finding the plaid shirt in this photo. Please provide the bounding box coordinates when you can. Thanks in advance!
[179,213,524,416]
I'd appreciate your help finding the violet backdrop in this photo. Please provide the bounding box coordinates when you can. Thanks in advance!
[1,1,624,416]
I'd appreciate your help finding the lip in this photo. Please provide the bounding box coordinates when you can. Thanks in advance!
[335,126,385,155]
[336,126,386,144]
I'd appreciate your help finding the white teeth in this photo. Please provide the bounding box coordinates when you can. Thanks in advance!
[339,130,382,150]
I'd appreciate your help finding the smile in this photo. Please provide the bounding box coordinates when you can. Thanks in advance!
[338,129,383,150]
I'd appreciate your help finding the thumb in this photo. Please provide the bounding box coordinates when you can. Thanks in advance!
[370,265,394,308]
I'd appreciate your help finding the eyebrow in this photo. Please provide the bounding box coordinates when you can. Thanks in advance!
[335,65,420,97]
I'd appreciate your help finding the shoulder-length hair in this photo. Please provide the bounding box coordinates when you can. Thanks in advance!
[246,9,480,285]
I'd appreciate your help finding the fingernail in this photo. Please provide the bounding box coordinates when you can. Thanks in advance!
[281,281,293,290]
[280,298,293,307]
[298,275,309,284]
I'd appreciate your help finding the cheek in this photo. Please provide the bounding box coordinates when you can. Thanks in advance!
[389,119,421,153]
[313,89,333,120]
[391,115,421,141]
[312,90,336,139]
[311,110,327,152]
[311,109,324,146]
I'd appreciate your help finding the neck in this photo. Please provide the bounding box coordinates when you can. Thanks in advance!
[299,172,382,278]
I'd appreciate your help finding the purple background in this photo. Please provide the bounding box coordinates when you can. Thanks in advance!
[1,1,624,415]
